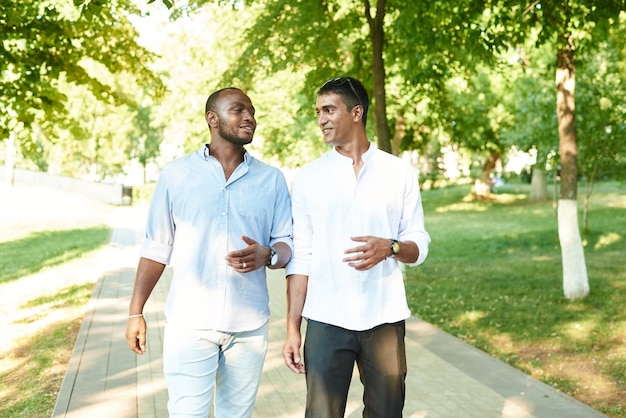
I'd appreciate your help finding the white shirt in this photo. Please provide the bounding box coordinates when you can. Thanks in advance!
[141,145,293,332]
[286,144,430,331]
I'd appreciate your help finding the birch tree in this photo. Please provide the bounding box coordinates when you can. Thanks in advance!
[491,1,626,299]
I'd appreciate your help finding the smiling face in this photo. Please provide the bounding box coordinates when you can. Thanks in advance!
[315,92,359,147]
[207,89,257,145]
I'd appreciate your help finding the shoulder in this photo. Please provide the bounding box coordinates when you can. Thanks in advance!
[168,152,196,166]
[248,155,285,176]
[372,147,403,163]
[372,148,411,168]
[246,155,290,187]
[294,152,334,179]
[158,151,201,181]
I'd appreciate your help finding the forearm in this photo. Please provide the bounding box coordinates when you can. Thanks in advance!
[128,257,166,315]
[392,240,419,264]
[285,274,308,334]
[271,241,292,269]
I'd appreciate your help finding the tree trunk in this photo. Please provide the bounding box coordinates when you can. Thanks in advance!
[392,110,406,156]
[364,0,392,154]
[556,41,589,300]
[529,166,548,202]
[473,151,500,199]
[582,164,599,233]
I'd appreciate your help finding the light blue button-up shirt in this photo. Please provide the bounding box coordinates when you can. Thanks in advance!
[141,145,293,332]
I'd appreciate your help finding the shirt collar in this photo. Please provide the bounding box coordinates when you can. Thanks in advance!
[202,144,250,164]
[331,141,375,163]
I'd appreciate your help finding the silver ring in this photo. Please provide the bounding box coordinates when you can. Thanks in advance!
[242,262,247,269]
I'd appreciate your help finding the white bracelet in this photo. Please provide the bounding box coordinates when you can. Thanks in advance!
[128,314,143,318]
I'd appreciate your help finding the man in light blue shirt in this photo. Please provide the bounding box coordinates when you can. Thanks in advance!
[283,77,430,418]
[125,87,293,418]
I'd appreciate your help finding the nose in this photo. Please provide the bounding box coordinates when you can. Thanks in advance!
[243,109,256,123]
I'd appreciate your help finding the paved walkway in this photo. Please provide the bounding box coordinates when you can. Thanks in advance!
[52,205,606,418]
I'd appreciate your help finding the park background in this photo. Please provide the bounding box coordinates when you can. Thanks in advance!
[0,0,625,416]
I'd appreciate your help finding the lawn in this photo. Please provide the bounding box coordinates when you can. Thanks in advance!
[0,185,114,417]
[405,181,626,417]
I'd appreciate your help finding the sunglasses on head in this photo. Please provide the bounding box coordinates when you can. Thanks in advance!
[322,77,362,106]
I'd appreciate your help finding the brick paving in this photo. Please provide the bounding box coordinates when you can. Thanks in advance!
[52,205,607,418]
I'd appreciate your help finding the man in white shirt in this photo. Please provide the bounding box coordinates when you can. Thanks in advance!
[125,88,293,418]
[282,77,430,417]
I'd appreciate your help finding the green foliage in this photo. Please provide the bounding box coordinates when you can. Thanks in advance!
[445,67,514,154]
[501,29,559,168]
[577,13,626,182]
[5,0,626,183]
[0,226,111,284]
[192,0,498,160]
[0,0,165,169]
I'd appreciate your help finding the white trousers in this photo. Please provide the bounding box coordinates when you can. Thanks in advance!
[163,321,268,418]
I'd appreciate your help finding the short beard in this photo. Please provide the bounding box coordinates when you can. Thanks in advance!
[219,124,253,146]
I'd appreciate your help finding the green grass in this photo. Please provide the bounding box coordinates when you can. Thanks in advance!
[0,225,110,417]
[0,302,91,417]
[406,181,626,416]
[0,226,111,284]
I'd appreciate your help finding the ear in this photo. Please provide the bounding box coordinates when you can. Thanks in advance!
[206,111,218,128]
[352,104,363,124]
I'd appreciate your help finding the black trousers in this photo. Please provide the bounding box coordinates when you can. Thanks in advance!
[303,320,407,418]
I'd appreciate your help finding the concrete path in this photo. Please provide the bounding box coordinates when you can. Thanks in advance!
[52,205,606,418]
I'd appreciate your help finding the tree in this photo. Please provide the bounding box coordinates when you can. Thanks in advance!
[576,12,626,231]
[501,33,558,203]
[1,0,164,173]
[157,0,493,164]
[491,1,626,299]
[444,67,514,198]
[129,105,162,184]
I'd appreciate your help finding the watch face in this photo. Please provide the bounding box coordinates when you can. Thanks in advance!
[392,241,400,255]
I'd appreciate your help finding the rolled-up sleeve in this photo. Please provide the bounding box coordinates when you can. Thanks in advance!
[269,173,294,254]
[140,171,175,265]
[398,166,430,266]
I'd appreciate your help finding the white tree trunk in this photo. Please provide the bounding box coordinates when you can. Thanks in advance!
[558,199,589,299]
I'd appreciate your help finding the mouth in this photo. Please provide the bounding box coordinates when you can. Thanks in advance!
[321,128,332,136]
[240,125,255,134]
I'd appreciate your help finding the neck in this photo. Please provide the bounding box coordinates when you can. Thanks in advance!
[207,142,245,180]
[335,139,369,177]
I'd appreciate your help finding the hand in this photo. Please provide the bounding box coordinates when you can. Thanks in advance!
[125,315,147,355]
[283,332,306,374]
[342,236,389,271]
[225,235,271,272]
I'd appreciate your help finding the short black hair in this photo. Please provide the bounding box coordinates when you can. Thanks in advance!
[318,77,369,127]
[205,87,243,114]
